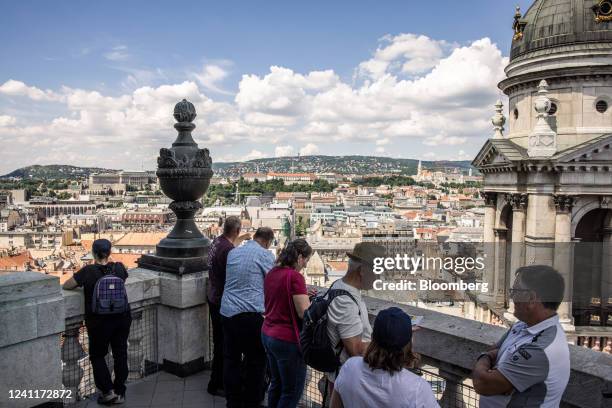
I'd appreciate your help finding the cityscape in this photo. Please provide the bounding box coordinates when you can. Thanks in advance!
[0,0,611,407]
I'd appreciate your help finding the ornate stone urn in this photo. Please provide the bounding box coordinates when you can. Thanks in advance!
[138,99,213,274]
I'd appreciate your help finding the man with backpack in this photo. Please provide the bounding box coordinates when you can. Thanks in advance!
[300,242,384,405]
[63,239,131,405]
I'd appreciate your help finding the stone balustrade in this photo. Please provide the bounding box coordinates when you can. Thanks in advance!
[576,326,612,354]
[1,270,611,407]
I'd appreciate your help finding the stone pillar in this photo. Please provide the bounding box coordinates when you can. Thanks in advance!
[482,192,497,300]
[143,268,210,377]
[506,193,528,317]
[0,273,65,408]
[553,195,575,333]
[494,228,508,305]
[524,193,556,267]
[601,211,612,326]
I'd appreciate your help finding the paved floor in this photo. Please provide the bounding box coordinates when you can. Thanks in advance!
[75,371,225,408]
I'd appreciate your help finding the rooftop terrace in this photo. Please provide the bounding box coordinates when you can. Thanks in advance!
[0,269,610,408]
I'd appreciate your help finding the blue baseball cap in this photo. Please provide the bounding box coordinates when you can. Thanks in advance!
[92,239,112,256]
[373,307,412,351]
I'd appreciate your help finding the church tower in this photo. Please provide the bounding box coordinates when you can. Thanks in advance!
[472,0,612,337]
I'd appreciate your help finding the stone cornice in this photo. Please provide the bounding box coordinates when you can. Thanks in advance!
[479,163,612,174]
[499,66,612,95]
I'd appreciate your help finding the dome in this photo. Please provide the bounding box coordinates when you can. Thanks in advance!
[510,0,612,61]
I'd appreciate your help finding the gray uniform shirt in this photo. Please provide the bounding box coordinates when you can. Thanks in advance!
[479,315,570,408]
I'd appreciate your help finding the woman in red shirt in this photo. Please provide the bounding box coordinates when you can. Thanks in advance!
[261,239,313,408]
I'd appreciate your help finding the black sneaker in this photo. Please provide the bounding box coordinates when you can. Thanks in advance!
[112,394,125,404]
[97,391,118,405]
[207,384,225,397]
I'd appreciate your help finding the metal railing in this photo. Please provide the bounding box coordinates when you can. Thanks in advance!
[60,305,159,405]
[298,365,479,408]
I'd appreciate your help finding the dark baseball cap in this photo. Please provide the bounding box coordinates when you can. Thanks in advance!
[92,239,112,256]
[373,307,412,351]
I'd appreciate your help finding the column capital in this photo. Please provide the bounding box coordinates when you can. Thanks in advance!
[494,227,508,238]
[506,193,528,211]
[483,192,498,207]
[553,195,575,213]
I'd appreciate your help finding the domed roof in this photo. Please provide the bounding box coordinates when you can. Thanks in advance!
[510,0,612,61]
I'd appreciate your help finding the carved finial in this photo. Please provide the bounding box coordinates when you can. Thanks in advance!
[513,6,527,40]
[492,100,506,139]
[528,80,557,157]
[173,99,197,123]
[535,80,551,115]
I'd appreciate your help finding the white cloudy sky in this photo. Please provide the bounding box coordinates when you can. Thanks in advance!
[0,20,511,174]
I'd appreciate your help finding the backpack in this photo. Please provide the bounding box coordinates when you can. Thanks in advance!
[91,263,129,315]
[299,286,360,373]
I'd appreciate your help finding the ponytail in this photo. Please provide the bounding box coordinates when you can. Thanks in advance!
[277,239,313,269]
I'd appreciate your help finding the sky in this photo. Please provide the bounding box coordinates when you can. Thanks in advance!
[0,0,534,174]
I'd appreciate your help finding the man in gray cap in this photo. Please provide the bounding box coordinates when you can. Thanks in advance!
[325,242,386,385]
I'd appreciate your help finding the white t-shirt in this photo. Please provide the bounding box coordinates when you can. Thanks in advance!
[326,279,372,381]
[335,357,440,408]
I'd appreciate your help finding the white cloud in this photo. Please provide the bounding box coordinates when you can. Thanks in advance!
[0,115,16,127]
[244,149,265,160]
[299,143,319,156]
[423,134,467,146]
[0,80,63,101]
[194,63,232,95]
[235,66,339,119]
[358,34,451,80]
[104,45,130,61]
[275,145,294,157]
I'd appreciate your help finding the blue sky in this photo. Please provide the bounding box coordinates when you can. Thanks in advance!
[0,0,533,173]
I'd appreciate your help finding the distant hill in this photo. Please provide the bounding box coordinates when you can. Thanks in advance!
[1,165,117,179]
[212,155,476,177]
[2,156,476,180]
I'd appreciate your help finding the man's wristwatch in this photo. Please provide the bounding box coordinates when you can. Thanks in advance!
[477,352,494,365]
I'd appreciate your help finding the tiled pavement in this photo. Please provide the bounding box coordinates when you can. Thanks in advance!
[75,370,225,408]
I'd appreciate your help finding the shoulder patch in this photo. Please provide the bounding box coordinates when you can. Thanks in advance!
[517,348,532,360]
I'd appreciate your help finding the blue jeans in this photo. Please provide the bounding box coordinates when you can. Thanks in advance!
[261,333,307,408]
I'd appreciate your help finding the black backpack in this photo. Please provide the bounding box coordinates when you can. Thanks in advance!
[299,286,359,373]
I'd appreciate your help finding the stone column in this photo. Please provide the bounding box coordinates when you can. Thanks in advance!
[553,195,575,332]
[506,193,528,316]
[144,268,210,377]
[524,193,556,267]
[508,194,528,281]
[482,192,497,301]
[0,273,65,408]
[601,209,612,327]
[494,227,508,305]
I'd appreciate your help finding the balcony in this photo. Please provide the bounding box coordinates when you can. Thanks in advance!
[0,269,610,408]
